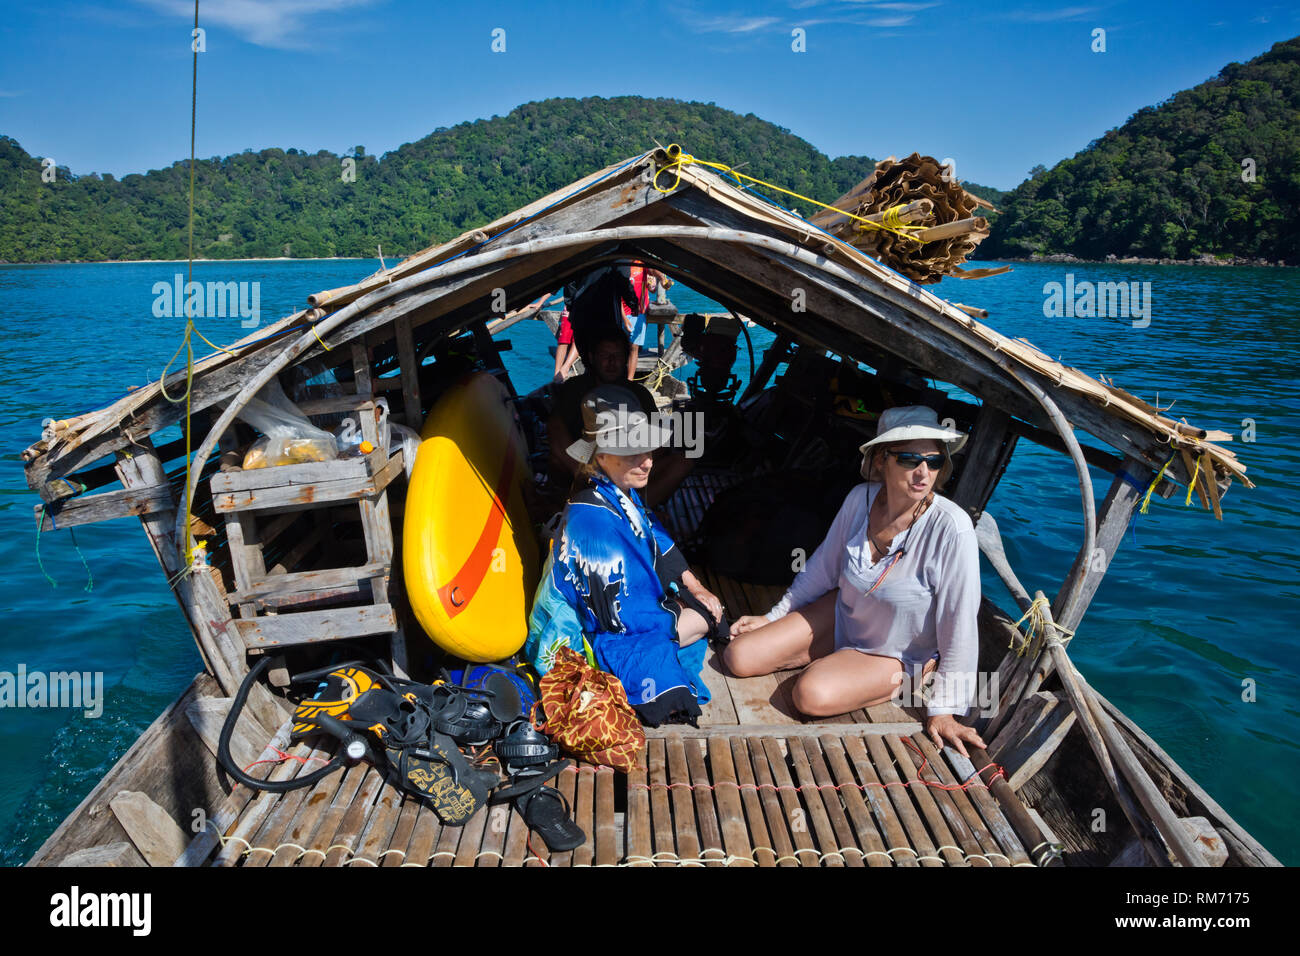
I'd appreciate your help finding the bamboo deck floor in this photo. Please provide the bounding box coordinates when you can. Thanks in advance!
[194,471,1037,867]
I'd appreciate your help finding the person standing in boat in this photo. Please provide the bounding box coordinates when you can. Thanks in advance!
[622,261,652,381]
[526,386,725,726]
[723,406,988,756]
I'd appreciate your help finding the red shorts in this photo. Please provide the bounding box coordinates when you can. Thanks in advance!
[557,312,574,345]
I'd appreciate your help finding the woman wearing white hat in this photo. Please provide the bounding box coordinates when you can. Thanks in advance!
[724,406,987,756]
[525,385,726,727]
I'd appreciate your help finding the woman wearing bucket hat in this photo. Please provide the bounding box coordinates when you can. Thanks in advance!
[724,406,987,756]
[524,386,725,726]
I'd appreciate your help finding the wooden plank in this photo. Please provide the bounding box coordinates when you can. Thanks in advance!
[208,446,380,494]
[501,804,531,868]
[942,746,1031,866]
[819,735,892,867]
[798,737,866,867]
[212,452,402,513]
[402,802,444,868]
[745,737,799,867]
[57,843,147,868]
[234,603,397,649]
[595,767,618,867]
[35,482,174,531]
[904,733,1007,865]
[354,781,405,866]
[231,562,388,605]
[185,697,263,770]
[663,736,701,864]
[841,735,918,867]
[647,738,675,866]
[431,806,468,868]
[683,738,729,867]
[787,736,850,867]
[707,736,754,866]
[1051,457,1150,634]
[451,804,492,868]
[394,315,425,432]
[321,765,387,866]
[864,735,941,867]
[882,734,967,866]
[697,649,739,727]
[887,733,988,866]
[477,803,511,868]
[212,741,318,867]
[760,736,821,867]
[108,791,189,867]
[242,741,335,867]
[296,763,370,868]
[727,671,791,726]
[572,766,596,867]
[728,737,776,867]
[995,695,1078,791]
[644,720,922,738]
[625,747,653,866]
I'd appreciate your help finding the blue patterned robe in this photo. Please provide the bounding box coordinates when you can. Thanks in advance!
[524,472,710,725]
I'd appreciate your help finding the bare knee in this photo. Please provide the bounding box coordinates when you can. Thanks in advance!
[791,674,840,717]
[722,639,764,678]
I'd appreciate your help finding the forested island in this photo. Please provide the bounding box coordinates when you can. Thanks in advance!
[2,36,1295,265]
[980,36,1298,264]
[1,96,1003,263]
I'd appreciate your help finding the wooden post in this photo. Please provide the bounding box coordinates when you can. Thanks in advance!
[115,439,242,695]
[394,315,423,433]
[951,403,1016,521]
[739,332,793,403]
[1053,456,1153,632]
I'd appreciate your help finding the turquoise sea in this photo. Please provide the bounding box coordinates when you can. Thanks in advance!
[0,259,1296,864]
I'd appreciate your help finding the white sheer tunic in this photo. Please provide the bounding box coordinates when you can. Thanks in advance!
[764,482,981,715]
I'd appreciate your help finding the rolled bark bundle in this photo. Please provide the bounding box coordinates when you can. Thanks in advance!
[812,153,1005,284]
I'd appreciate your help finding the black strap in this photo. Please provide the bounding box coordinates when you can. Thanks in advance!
[488,759,572,804]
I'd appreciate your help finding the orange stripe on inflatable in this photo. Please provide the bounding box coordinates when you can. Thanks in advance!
[436,440,518,620]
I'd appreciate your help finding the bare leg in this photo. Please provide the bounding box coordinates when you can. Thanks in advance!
[676,607,709,647]
[792,652,938,717]
[722,590,837,677]
[553,342,570,382]
[627,343,640,381]
[559,347,580,379]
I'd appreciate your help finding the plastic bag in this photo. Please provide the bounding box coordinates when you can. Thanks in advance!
[237,379,338,469]
[388,423,421,481]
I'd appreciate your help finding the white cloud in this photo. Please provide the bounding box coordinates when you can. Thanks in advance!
[1003,6,1099,22]
[688,14,781,33]
[134,0,379,50]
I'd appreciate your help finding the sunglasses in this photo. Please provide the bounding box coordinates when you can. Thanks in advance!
[885,451,946,470]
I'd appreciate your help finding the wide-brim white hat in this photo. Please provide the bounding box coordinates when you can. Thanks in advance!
[858,405,968,461]
[565,385,673,463]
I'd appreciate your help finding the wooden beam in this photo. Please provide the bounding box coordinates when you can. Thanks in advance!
[1053,456,1153,632]
[951,403,1016,521]
[34,482,174,531]
[233,603,398,649]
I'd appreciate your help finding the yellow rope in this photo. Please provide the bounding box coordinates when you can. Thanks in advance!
[651,143,927,245]
[1184,452,1203,507]
[1140,453,1175,515]
[1011,595,1075,655]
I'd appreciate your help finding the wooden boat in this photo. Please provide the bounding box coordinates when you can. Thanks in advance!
[21,147,1277,868]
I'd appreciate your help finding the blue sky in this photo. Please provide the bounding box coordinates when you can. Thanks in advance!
[0,0,1295,190]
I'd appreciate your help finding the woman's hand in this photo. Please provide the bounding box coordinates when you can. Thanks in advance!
[680,571,723,622]
[729,615,768,637]
[925,713,987,759]
[688,584,724,622]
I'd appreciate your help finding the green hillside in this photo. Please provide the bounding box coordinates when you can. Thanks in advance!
[980,36,1300,262]
[1,96,890,262]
